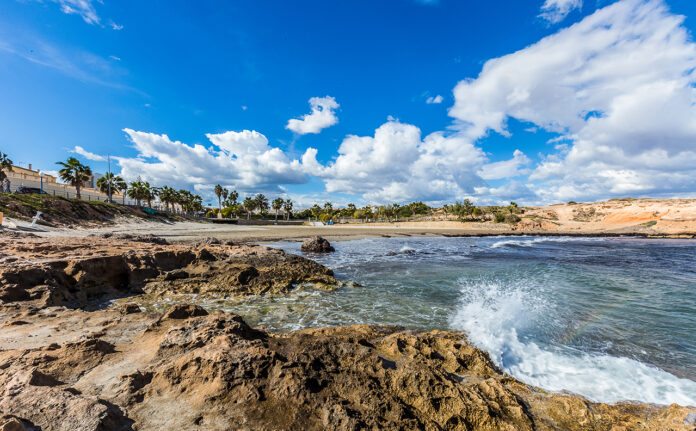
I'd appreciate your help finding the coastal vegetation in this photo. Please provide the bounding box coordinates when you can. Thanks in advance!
[4,150,547,226]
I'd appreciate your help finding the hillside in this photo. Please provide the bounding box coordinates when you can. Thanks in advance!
[0,193,182,227]
[519,198,696,235]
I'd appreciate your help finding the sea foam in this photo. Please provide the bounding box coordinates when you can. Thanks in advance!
[450,278,696,406]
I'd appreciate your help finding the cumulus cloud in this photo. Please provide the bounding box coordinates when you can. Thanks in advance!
[116,128,311,194]
[71,145,106,161]
[286,96,339,135]
[539,0,582,24]
[450,0,696,202]
[302,119,502,203]
[479,150,530,180]
[426,95,443,104]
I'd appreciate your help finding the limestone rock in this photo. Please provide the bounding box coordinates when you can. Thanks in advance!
[301,236,335,253]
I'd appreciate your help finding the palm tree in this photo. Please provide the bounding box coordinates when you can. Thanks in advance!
[127,178,149,206]
[272,197,284,221]
[311,204,321,221]
[225,189,239,207]
[283,199,293,221]
[96,173,126,203]
[255,194,269,217]
[56,157,92,199]
[145,185,158,208]
[214,184,224,216]
[158,186,177,212]
[117,179,128,204]
[243,196,256,220]
[0,152,13,192]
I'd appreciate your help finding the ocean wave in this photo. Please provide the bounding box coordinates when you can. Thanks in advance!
[489,236,607,249]
[449,278,696,406]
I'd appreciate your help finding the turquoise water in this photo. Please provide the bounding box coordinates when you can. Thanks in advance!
[247,236,696,406]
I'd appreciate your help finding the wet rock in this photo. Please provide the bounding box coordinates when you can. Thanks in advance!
[119,303,141,314]
[301,236,335,253]
[162,304,209,320]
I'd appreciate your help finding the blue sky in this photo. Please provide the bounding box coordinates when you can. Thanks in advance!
[2,0,696,207]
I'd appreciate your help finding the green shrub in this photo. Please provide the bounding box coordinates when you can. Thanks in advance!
[494,212,506,223]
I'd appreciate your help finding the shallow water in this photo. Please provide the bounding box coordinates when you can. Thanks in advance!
[129,236,696,405]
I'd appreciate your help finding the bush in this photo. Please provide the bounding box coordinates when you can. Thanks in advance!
[505,214,521,224]
[494,212,506,223]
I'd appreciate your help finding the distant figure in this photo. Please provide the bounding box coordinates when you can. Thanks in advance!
[2,178,9,193]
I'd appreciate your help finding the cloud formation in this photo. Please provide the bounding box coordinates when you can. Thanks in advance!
[426,95,443,104]
[50,0,101,25]
[539,0,582,24]
[451,0,696,202]
[302,119,523,204]
[286,96,339,135]
[117,129,311,194]
[71,145,106,161]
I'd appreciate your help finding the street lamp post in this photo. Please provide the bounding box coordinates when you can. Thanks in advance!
[40,172,44,194]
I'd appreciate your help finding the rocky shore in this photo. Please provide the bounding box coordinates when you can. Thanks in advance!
[1,233,694,430]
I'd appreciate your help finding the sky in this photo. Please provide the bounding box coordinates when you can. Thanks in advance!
[2,0,696,207]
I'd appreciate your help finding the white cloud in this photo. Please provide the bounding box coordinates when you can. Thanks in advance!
[109,55,121,61]
[286,96,339,135]
[479,150,531,180]
[71,145,106,161]
[50,0,101,25]
[426,94,443,104]
[117,129,311,194]
[450,0,696,202]
[110,21,123,31]
[302,119,495,203]
[539,0,582,24]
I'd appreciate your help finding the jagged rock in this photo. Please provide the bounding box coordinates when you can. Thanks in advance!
[301,236,335,253]
[119,303,141,314]
[162,304,208,320]
[0,237,340,309]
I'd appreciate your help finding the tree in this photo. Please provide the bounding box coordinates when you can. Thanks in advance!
[117,179,129,204]
[56,157,92,199]
[96,173,126,203]
[175,189,202,216]
[243,196,256,220]
[508,201,518,214]
[0,152,13,191]
[158,186,177,212]
[214,184,224,216]
[272,197,284,221]
[144,185,157,208]
[226,190,239,206]
[283,199,293,220]
[127,178,149,206]
[255,194,269,216]
[311,204,321,220]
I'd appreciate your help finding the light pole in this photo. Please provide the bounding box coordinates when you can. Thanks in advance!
[40,172,44,194]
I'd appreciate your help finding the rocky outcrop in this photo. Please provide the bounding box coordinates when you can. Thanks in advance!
[0,236,341,310]
[301,236,335,253]
[0,308,693,431]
